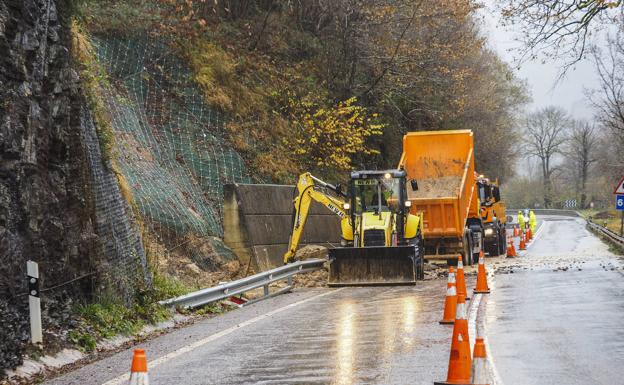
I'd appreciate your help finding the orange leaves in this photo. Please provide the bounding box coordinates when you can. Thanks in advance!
[283,95,383,172]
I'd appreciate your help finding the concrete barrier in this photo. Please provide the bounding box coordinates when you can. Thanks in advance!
[223,183,341,271]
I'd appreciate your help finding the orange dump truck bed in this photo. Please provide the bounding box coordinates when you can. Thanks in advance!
[398,130,479,261]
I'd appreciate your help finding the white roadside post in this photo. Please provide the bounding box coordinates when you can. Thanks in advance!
[27,260,43,345]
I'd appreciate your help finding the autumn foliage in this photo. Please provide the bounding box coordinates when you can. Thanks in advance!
[76,0,529,183]
[283,96,383,172]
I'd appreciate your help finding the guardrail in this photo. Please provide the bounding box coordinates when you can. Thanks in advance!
[586,220,624,249]
[159,259,326,309]
[506,209,580,217]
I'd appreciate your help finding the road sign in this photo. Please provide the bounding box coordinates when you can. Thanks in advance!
[617,195,624,211]
[564,199,577,208]
[614,176,624,194]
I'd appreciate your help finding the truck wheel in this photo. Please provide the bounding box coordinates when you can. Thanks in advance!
[469,226,482,264]
[498,228,507,256]
[486,237,499,257]
[463,230,473,266]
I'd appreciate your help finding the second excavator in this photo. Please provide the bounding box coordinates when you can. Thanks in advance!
[283,170,424,286]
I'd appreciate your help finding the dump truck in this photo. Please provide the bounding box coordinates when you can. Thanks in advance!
[476,174,507,256]
[398,130,482,265]
[283,170,425,286]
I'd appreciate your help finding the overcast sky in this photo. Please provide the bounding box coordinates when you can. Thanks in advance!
[479,3,600,120]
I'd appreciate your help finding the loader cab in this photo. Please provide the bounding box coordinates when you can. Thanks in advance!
[348,170,410,247]
[350,170,408,213]
[329,169,425,286]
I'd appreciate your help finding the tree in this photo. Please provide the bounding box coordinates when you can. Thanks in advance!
[587,20,624,185]
[282,95,383,174]
[156,0,529,182]
[565,120,598,208]
[588,29,624,133]
[499,0,623,67]
[524,106,570,208]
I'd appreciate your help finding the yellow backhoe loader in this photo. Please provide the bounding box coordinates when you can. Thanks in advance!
[283,170,424,286]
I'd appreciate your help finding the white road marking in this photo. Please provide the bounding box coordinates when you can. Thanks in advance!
[524,221,546,250]
[516,221,547,256]
[482,309,504,385]
[469,287,504,384]
[467,293,481,350]
[102,289,344,385]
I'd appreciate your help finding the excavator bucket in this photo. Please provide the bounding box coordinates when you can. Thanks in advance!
[328,246,421,286]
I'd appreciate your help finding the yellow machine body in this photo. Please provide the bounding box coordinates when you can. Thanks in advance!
[283,171,425,286]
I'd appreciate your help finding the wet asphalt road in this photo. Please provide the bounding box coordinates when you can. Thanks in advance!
[45,214,623,385]
[488,215,624,385]
[46,279,462,385]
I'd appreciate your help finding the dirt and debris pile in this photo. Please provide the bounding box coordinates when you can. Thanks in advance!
[423,263,450,280]
[294,245,329,261]
[291,245,329,287]
[409,176,462,199]
[283,246,454,285]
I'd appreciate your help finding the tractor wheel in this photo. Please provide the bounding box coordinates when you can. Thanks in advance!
[498,227,507,256]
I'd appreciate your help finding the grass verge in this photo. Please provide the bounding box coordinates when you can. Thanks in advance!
[69,274,186,352]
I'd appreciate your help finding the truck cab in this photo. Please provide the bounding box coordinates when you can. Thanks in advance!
[477,174,507,256]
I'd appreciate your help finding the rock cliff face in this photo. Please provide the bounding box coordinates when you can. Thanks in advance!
[0,0,144,373]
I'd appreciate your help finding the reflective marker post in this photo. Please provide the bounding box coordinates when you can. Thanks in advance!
[27,260,43,345]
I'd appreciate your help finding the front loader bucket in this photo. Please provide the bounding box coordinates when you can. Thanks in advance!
[328,246,421,286]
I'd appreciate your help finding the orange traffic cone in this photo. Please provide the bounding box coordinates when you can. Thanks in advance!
[526,227,532,241]
[129,348,149,385]
[474,251,490,294]
[506,237,516,258]
[434,291,471,384]
[471,337,490,385]
[513,225,518,237]
[440,267,457,324]
[519,233,526,251]
[456,255,469,301]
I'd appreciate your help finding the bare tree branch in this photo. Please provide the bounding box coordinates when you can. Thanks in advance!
[524,106,571,207]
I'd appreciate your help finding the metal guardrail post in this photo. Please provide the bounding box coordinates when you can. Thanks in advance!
[586,219,624,249]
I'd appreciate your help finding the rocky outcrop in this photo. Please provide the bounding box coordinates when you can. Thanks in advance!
[0,0,147,375]
[0,0,98,372]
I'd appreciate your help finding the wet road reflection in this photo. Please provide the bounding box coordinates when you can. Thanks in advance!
[336,301,355,385]
[149,285,450,385]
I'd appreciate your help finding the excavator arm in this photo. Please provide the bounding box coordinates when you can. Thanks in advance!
[283,173,349,264]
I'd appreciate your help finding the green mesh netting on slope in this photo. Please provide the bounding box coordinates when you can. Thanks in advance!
[91,34,252,263]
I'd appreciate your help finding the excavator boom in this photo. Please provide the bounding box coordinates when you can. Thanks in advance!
[283,173,348,264]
